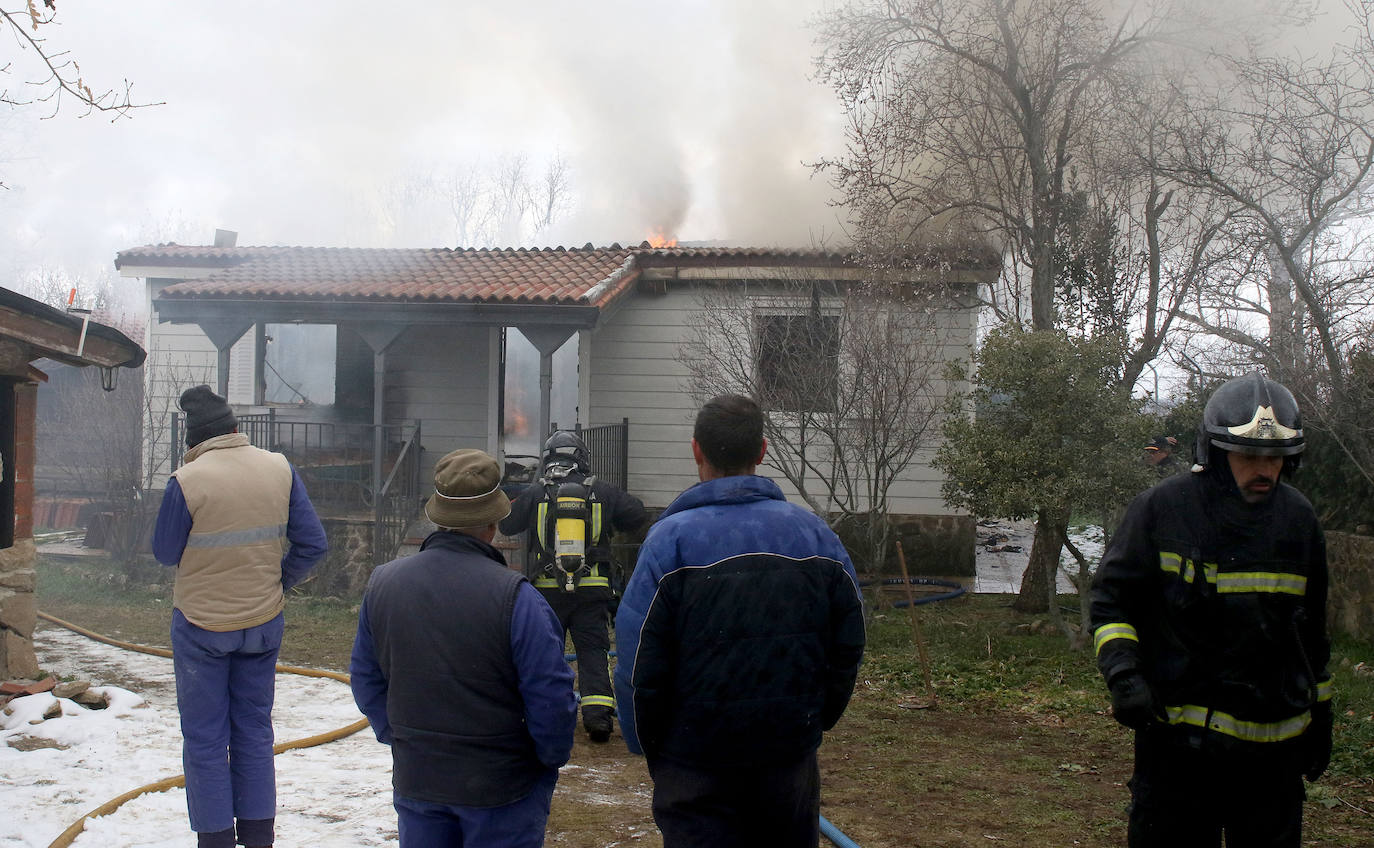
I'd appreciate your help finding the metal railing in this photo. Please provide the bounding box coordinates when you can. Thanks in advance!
[570,418,629,491]
[373,420,423,564]
[170,410,424,562]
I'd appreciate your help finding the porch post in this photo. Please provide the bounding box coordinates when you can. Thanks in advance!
[517,326,576,442]
[355,323,407,559]
[194,319,253,399]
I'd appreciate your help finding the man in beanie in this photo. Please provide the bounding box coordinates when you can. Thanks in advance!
[152,385,328,848]
[351,448,576,847]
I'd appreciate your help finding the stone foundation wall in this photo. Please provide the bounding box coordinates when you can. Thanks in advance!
[293,519,375,599]
[834,513,976,578]
[1327,531,1374,641]
[0,538,39,679]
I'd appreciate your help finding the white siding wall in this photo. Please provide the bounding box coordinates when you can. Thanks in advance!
[588,289,701,509]
[587,283,977,517]
[144,279,221,487]
[382,324,491,476]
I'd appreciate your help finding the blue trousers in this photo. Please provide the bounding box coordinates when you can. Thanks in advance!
[171,609,283,835]
[394,770,558,848]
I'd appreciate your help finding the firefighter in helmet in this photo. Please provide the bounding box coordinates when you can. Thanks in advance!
[1090,372,1333,847]
[500,430,648,742]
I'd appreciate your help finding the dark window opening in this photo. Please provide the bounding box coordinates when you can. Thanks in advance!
[756,313,840,413]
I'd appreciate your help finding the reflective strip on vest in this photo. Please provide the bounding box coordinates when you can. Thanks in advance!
[1158,553,1305,595]
[185,523,288,549]
[1163,704,1311,743]
[581,694,615,709]
[1093,622,1139,655]
[591,501,602,544]
[536,501,549,551]
[1317,678,1334,703]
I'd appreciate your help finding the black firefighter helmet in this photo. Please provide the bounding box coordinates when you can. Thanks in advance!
[542,430,591,474]
[1194,372,1305,471]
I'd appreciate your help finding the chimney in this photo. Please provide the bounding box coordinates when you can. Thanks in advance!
[213,229,238,248]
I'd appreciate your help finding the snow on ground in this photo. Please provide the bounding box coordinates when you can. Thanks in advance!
[2,628,397,848]
[972,519,1105,593]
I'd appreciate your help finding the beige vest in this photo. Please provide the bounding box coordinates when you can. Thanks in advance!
[171,433,293,631]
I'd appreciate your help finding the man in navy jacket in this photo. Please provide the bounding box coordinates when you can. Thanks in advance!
[614,394,866,847]
[351,449,576,847]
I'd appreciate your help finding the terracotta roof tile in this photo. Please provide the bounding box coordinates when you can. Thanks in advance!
[115,242,997,311]
[125,246,638,308]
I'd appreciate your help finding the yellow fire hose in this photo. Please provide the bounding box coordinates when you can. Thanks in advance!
[35,611,371,848]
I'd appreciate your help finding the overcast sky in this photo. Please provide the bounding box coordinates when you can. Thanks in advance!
[0,0,848,308]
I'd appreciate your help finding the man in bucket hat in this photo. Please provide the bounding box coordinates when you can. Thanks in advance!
[153,385,328,848]
[351,449,576,847]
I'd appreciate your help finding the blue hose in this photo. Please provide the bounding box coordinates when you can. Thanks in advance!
[860,575,967,608]
[821,815,863,848]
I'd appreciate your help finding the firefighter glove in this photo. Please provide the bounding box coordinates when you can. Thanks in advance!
[1109,671,1162,731]
[1304,700,1333,782]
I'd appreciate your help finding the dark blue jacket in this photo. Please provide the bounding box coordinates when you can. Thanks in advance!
[350,531,576,807]
[614,475,865,766]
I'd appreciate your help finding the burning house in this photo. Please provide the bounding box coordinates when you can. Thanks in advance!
[116,235,994,578]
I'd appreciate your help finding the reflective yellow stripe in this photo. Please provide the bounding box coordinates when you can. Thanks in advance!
[535,501,548,550]
[533,577,559,588]
[1159,553,1305,595]
[1317,679,1334,702]
[592,501,602,543]
[1093,623,1139,655]
[1164,704,1311,743]
[577,576,610,588]
[1215,571,1306,595]
[581,695,615,709]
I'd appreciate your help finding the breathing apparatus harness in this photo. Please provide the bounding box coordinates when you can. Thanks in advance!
[535,462,604,592]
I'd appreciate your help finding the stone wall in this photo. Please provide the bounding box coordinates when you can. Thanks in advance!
[1327,531,1374,641]
[834,513,976,578]
[0,538,39,680]
[293,518,375,599]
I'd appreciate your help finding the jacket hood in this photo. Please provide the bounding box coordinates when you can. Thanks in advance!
[660,474,786,521]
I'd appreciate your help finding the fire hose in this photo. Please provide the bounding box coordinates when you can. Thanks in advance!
[37,614,867,848]
[35,611,370,848]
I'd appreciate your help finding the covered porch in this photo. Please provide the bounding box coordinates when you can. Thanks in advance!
[117,241,641,565]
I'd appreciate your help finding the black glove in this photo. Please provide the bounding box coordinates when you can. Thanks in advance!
[1109,672,1162,731]
[1305,701,1333,782]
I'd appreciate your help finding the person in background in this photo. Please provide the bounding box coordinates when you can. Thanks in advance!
[351,448,576,847]
[614,394,866,847]
[153,385,328,848]
[500,430,647,743]
[1091,373,1333,847]
[1143,435,1180,476]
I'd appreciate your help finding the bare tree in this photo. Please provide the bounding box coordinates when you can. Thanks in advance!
[39,344,209,570]
[377,153,572,248]
[1158,0,1374,487]
[815,0,1180,331]
[0,2,157,122]
[680,268,969,570]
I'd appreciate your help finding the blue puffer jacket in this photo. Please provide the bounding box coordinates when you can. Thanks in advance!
[614,475,865,767]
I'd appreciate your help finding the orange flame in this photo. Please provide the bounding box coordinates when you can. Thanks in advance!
[647,228,677,248]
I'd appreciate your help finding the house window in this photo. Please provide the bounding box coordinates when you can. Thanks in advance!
[756,313,840,412]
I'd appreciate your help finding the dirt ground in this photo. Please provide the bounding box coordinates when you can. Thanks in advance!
[546,690,1133,848]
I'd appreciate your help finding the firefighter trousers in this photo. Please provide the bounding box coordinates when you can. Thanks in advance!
[540,587,614,733]
[1127,727,1305,848]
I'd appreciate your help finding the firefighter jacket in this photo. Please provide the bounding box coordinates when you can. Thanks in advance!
[613,474,866,767]
[1090,471,1333,749]
[350,530,577,807]
[499,469,647,592]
